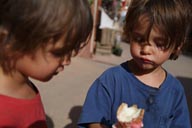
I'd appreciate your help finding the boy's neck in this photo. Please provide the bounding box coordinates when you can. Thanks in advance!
[127,59,166,88]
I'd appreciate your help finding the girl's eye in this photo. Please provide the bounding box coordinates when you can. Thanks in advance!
[51,50,64,57]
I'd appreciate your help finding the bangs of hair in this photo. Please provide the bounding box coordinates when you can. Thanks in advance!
[0,0,93,73]
[47,0,93,56]
[150,0,188,49]
[124,0,188,49]
[61,0,93,56]
[0,0,92,55]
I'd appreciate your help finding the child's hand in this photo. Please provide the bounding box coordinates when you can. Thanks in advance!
[113,119,143,128]
[114,103,145,128]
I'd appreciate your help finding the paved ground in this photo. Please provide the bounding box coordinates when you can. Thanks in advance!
[32,42,192,128]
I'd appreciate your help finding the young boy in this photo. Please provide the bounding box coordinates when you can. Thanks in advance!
[78,0,191,127]
[0,0,92,127]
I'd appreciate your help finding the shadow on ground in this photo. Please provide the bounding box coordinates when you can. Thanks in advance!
[64,106,82,128]
[177,76,192,126]
[46,114,54,128]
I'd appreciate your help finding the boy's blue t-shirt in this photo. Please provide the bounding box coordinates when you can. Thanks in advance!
[78,61,191,128]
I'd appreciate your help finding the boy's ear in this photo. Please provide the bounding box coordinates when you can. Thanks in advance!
[176,43,183,52]
[170,43,183,60]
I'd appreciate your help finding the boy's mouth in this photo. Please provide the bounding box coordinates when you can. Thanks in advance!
[140,58,153,64]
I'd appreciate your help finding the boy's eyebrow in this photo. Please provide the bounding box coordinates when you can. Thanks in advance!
[132,30,167,41]
[154,36,166,40]
[132,31,145,37]
[132,31,141,35]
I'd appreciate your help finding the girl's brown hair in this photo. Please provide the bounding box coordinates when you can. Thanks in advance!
[0,0,93,73]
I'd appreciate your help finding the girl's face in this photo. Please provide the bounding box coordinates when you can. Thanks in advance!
[15,36,71,82]
[130,18,174,71]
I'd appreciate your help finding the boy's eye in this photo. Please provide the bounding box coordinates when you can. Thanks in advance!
[156,43,165,50]
[132,34,145,43]
[154,40,167,50]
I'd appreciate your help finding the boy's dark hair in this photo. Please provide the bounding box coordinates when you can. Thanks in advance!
[0,0,93,73]
[184,1,192,53]
[123,0,190,60]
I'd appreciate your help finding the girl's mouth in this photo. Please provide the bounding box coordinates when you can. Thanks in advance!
[53,72,59,76]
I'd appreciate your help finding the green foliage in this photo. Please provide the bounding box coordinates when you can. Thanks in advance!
[112,45,123,56]
[88,0,93,5]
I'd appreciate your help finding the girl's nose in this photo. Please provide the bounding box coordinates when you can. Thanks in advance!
[62,55,71,66]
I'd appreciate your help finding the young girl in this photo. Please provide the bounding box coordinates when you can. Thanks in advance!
[78,0,191,127]
[0,0,92,127]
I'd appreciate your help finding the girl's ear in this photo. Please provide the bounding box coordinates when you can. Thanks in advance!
[0,27,9,44]
[0,27,16,58]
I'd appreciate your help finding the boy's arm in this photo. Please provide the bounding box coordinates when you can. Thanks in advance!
[78,77,113,127]
[171,90,191,127]
[88,123,109,128]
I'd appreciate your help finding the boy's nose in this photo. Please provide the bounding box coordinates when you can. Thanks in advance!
[140,45,152,55]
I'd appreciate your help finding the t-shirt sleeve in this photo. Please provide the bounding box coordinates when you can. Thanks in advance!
[78,78,113,127]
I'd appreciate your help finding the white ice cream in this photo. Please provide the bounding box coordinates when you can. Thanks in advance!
[117,104,142,122]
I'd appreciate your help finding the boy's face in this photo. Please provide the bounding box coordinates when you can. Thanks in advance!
[130,18,174,71]
[15,36,71,82]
